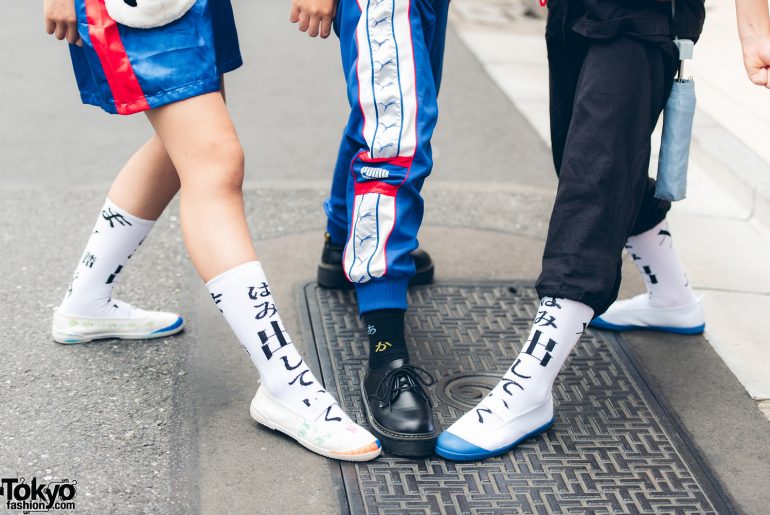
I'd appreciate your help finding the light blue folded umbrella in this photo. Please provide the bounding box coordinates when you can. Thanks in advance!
[656,37,696,202]
[656,79,696,202]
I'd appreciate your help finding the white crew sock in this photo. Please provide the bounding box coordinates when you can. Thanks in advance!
[59,198,155,318]
[207,261,348,425]
[625,220,698,308]
[449,298,593,434]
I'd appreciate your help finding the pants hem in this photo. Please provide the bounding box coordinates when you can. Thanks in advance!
[535,284,606,317]
[356,278,410,314]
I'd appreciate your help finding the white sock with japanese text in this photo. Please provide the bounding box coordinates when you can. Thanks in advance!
[59,198,154,318]
[625,220,698,308]
[207,261,349,425]
[448,298,593,437]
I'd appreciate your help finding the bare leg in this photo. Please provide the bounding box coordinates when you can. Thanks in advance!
[142,90,381,461]
[144,91,256,281]
[108,135,180,220]
[109,77,227,220]
[53,135,184,343]
[52,90,218,343]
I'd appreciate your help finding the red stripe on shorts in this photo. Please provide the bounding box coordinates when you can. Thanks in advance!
[84,0,150,115]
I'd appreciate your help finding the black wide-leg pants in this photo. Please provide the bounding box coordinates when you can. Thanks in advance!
[535,29,679,316]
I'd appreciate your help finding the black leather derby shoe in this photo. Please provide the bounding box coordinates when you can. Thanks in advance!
[317,234,435,290]
[360,359,438,457]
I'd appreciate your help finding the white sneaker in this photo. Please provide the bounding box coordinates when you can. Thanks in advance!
[52,300,184,344]
[249,386,382,462]
[435,393,555,461]
[590,294,705,335]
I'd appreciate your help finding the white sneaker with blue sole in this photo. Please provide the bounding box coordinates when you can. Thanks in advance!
[435,394,554,461]
[52,300,184,344]
[590,293,705,335]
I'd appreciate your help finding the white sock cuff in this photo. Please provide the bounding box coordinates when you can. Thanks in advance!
[543,297,594,322]
[206,261,265,290]
[628,219,668,245]
[104,197,157,227]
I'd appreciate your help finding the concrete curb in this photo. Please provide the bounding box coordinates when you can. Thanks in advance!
[691,109,770,230]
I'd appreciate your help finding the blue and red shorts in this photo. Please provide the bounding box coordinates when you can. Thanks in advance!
[69,0,242,115]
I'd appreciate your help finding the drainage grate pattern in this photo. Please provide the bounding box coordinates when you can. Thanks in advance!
[301,283,731,515]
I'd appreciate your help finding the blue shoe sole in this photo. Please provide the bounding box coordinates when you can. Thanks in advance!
[589,317,705,335]
[55,316,185,344]
[152,316,185,335]
[435,418,555,462]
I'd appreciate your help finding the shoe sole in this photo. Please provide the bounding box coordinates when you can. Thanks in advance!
[435,418,555,462]
[52,317,185,345]
[250,394,382,462]
[317,262,435,290]
[590,318,705,335]
[359,377,438,458]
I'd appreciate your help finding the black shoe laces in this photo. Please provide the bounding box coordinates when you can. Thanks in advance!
[373,364,436,408]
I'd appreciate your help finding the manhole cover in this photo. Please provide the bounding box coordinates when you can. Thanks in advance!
[299,283,733,514]
[434,373,500,410]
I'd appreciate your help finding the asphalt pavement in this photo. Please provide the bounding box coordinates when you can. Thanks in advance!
[1,1,769,514]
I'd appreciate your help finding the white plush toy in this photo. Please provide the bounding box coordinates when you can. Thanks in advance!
[104,0,197,29]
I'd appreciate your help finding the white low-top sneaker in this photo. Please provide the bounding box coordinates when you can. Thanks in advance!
[250,386,382,462]
[435,394,554,461]
[52,300,184,344]
[590,294,705,335]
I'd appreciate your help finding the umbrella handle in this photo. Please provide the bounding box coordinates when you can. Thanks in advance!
[674,39,694,82]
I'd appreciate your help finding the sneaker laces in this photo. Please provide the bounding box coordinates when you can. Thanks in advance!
[374,364,436,408]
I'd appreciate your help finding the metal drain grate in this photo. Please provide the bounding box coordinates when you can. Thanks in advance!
[299,283,733,514]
